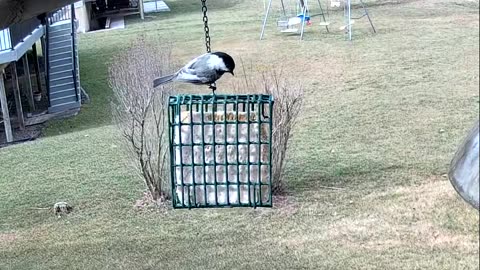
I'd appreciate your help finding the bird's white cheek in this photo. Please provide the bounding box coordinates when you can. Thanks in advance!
[208,55,228,71]
[217,60,228,71]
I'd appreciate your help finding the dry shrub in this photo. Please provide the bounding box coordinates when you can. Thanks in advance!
[229,62,304,194]
[109,41,302,200]
[108,36,176,201]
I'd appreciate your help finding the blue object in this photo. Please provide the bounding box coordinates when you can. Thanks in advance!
[297,13,310,22]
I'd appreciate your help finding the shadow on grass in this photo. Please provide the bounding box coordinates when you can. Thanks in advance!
[284,160,406,196]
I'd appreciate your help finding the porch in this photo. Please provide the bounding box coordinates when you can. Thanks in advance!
[0,4,82,145]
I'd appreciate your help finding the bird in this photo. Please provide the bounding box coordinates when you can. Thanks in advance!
[152,51,235,91]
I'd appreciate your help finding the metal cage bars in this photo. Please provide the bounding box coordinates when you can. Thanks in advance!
[168,94,274,209]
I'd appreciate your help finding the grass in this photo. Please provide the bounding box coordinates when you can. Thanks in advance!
[1,0,479,269]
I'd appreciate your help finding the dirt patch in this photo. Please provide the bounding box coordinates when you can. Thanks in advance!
[0,232,18,246]
[0,123,44,148]
[326,179,479,252]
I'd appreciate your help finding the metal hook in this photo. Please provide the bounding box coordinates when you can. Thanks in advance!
[209,82,217,94]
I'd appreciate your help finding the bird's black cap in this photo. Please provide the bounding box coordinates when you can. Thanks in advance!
[212,51,235,75]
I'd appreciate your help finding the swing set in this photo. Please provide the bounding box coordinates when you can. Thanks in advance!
[263,0,330,39]
[260,0,376,40]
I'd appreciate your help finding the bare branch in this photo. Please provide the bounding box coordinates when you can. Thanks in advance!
[109,35,176,201]
[227,63,304,194]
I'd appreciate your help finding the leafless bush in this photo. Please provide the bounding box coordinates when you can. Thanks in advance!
[108,36,176,201]
[229,62,304,194]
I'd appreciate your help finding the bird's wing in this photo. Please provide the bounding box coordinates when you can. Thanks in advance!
[184,53,210,71]
[174,53,220,84]
[175,72,206,84]
[175,55,207,84]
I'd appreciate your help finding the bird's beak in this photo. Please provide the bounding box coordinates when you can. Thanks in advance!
[230,71,235,76]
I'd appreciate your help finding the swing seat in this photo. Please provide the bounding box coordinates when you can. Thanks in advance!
[277,20,289,28]
[281,28,299,33]
[319,22,330,26]
[277,19,299,32]
[287,17,302,26]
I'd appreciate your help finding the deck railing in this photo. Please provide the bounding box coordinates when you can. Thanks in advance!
[0,17,42,52]
[48,5,73,25]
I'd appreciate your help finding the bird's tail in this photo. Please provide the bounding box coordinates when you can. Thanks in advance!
[153,74,176,88]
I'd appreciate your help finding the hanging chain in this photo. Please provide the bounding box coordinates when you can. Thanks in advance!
[201,0,211,53]
[200,0,218,94]
[201,0,217,93]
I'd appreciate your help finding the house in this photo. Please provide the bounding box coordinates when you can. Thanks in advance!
[0,4,82,144]
[0,0,170,144]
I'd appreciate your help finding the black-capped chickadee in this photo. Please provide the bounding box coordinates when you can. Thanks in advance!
[153,51,235,90]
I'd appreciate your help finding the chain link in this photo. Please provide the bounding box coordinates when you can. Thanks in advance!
[201,0,217,93]
[201,0,211,53]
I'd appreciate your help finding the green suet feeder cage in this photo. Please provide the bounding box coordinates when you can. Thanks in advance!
[168,94,274,209]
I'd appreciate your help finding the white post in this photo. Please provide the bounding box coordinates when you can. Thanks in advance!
[300,0,308,40]
[0,73,13,142]
[347,0,352,40]
[260,0,274,40]
[139,0,145,20]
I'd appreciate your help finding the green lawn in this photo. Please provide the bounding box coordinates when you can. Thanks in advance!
[1,0,479,269]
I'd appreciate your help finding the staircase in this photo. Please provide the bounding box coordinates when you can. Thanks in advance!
[46,19,80,113]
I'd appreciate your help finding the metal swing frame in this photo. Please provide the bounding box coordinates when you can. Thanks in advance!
[261,0,377,41]
[260,0,330,40]
[343,0,376,40]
